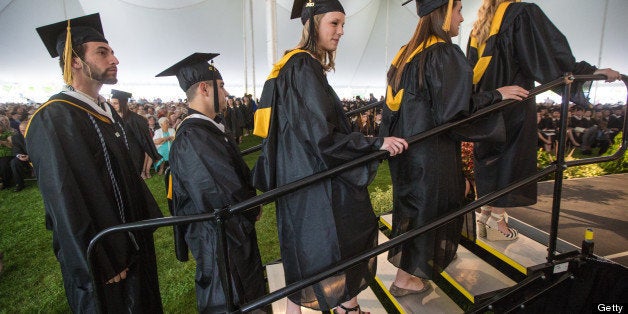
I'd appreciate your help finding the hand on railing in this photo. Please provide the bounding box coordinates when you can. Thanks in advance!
[593,68,621,82]
[380,137,408,156]
[496,85,529,101]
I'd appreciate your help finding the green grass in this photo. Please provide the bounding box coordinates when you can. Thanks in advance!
[0,134,393,312]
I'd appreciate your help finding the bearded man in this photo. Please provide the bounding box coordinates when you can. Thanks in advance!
[28,13,163,313]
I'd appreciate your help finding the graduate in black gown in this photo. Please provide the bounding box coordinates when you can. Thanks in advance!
[158,53,266,313]
[109,89,161,179]
[252,1,408,313]
[381,0,528,297]
[468,0,621,241]
[29,13,163,313]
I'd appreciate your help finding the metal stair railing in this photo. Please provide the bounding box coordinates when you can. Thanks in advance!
[87,74,627,313]
[240,100,384,156]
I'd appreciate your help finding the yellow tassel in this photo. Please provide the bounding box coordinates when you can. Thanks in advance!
[62,20,73,85]
[441,0,454,32]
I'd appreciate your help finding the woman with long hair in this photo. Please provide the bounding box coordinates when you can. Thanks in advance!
[468,0,620,241]
[252,1,408,313]
[381,0,528,296]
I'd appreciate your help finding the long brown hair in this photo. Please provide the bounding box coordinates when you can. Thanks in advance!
[287,13,337,72]
[471,0,511,44]
[387,3,454,91]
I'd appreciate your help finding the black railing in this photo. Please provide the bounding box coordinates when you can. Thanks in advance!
[87,74,627,313]
[240,100,384,155]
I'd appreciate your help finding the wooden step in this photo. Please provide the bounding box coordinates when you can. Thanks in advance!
[266,262,385,313]
[380,214,517,303]
[374,231,463,313]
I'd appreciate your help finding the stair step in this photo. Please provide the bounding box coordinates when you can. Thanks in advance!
[381,214,556,276]
[375,231,463,313]
[266,262,385,313]
[379,214,516,303]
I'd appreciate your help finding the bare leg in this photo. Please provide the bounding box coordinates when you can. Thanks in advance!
[393,268,425,291]
[286,299,302,314]
[143,154,153,179]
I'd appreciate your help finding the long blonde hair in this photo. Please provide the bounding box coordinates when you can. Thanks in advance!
[471,0,513,44]
[287,14,337,72]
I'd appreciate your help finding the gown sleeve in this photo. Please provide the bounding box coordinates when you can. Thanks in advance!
[514,4,596,105]
[428,45,506,142]
[287,56,383,169]
[128,113,162,161]
[172,130,231,215]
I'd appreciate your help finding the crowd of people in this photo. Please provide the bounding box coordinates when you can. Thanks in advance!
[537,102,625,155]
[0,94,389,189]
[2,0,624,313]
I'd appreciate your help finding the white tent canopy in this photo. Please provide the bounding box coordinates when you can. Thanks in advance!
[0,0,626,103]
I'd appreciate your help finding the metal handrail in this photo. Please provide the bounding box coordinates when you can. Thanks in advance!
[240,100,383,155]
[87,74,627,313]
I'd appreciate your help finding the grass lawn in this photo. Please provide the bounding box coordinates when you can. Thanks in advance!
[0,135,393,313]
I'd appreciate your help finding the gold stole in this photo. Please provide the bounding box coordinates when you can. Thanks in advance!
[386,36,445,111]
[252,49,309,139]
[25,98,112,137]
[469,1,511,84]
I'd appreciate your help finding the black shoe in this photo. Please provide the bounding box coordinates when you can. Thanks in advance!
[13,185,24,192]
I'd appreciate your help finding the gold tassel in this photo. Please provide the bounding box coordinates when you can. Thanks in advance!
[62,20,73,85]
[441,0,454,32]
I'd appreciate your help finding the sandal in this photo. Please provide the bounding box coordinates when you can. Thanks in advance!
[485,212,518,241]
[333,304,369,314]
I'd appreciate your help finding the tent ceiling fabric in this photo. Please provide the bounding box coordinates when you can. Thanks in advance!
[0,0,626,101]
[115,0,207,10]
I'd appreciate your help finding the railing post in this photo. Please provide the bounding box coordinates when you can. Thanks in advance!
[215,207,237,312]
[547,73,573,262]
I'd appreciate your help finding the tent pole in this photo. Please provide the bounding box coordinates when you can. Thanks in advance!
[593,0,609,104]
[243,0,248,95]
[384,0,390,87]
[264,0,277,99]
[252,0,261,98]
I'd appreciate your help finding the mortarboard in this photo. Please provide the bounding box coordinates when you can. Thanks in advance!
[290,0,345,25]
[36,13,108,85]
[111,89,132,101]
[156,53,222,92]
[156,53,223,118]
[402,0,454,32]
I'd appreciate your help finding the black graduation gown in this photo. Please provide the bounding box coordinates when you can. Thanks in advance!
[122,111,162,174]
[170,115,266,313]
[253,52,381,310]
[380,43,502,278]
[25,92,163,313]
[467,2,597,207]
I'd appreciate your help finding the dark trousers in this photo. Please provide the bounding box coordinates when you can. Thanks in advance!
[0,156,12,188]
[10,158,30,188]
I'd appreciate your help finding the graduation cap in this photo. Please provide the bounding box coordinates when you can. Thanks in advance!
[401,0,455,31]
[111,89,132,101]
[36,13,108,85]
[156,53,222,92]
[156,53,223,118]
[291,0,345,25]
